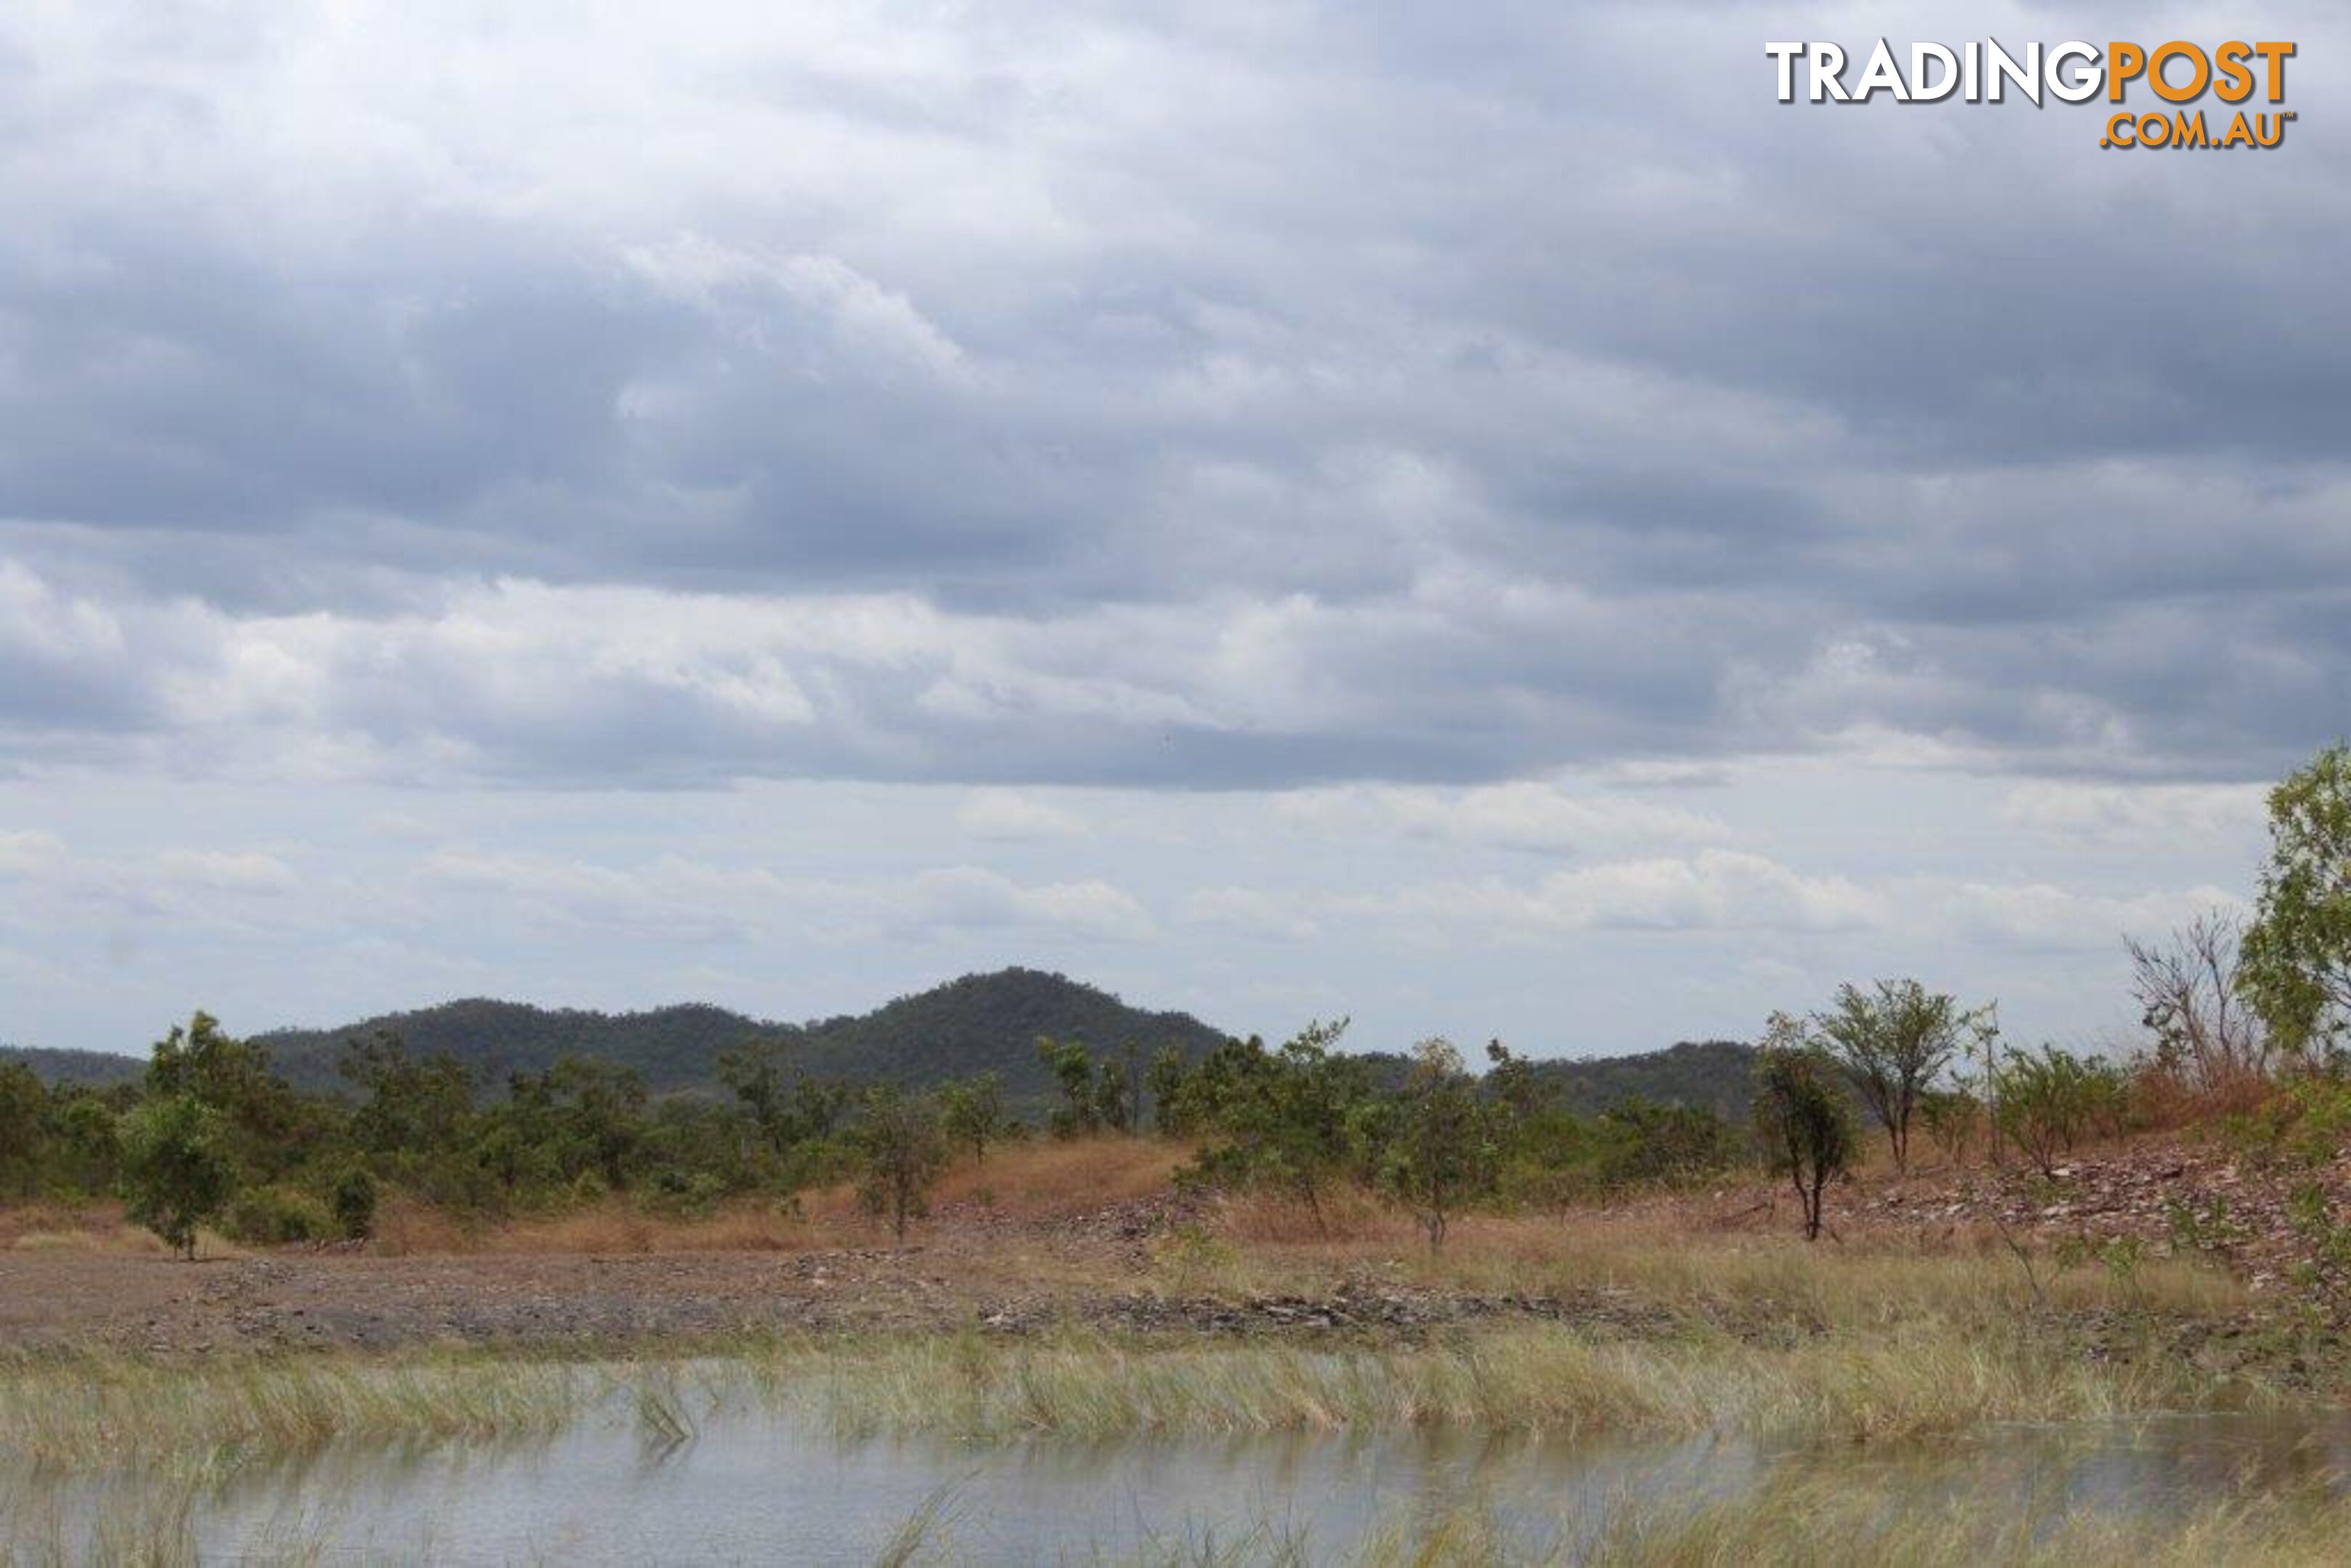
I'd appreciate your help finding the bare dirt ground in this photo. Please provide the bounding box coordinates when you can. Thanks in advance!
[0,1193,1671,1353]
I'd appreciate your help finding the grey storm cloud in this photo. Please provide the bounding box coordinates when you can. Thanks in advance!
[3,1,2347,790]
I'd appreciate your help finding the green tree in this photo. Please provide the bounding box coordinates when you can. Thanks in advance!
[330,1164,379,1241]
[1178,1022,1372,1232]
[56,1093,121,1192]
[147,1012,318,1181]
[1753,1018,1857,1241]
[2242,744,2351,1060]
[1146,1045,1192,1135]
[1810,979,1973,1174]
[851,1086,950,1241]
[343,1031,475,1156]
[1378,1038,1491,1252]
[717,1037,846,1155]
[1037,1037,1101,1138]
[0,1063,46,1198]
[119,1095,237,1259]
[1095,1042,1141,1135]
[1990,1045,2126,1177]
[938,1071,1009,1164]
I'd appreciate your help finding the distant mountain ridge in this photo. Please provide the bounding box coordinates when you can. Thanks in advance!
[1,976,1760,1116]
[1526,1039,1758,1121]
[1,969,1231,1102]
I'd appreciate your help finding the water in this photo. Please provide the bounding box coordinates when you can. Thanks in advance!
[11,1375,2351,1563]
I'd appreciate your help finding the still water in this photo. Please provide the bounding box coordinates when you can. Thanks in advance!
[11,1375,2351,1563]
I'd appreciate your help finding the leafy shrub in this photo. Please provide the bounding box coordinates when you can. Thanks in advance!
[1990,1047,2127,1176]
[118,1095,237,1259]
[224,1184,335,1245]
[640,1167,727,1219]
[2215,1075,2351,1171]
[1918,1085,1983,1167]
[330,1165,378,1240]
[1592,1098,1741,1188]
[1752,1026,1858,1241]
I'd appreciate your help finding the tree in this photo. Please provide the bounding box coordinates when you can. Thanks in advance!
[1810,980,1970,1175]
[1146,1045,1192,1135]
[0,1063,46,1198]
[2128,911,2272,1096]
[938,1071,1009,1164]
[2242,744,2351,1061]
[330,1164,379,1241]
[1990,1045,2126,1177]
[717,1037,840,1155]
[1378,1039,1491,1253]
[343,1032,475,1156]
[1177,1022,1372,1232]
[56,1093,121,1191]
[1753,1018,1857,1241]
[1038,1037,1101,1138]
[147,1011,317,1181]
[119,1095,237,1259]
[1095,1042,1141,1135]
[851,1086,950,1241]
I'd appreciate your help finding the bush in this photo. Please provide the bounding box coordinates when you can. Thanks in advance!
[224,1184,335,1245]
[2215,1075,2351,1171]
[1991,1046,2129,1176]
[118,1095,237,1259]
[330,1165,378,1240]
[1752,1025,1857,1241]
[639,1167,727,1219]
[1918,1085,1984,1167]
[1592,1099,1741,1189]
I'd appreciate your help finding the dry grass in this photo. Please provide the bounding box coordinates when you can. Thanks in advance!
[386,1199,823,1257]
[0,1308,2280,1475]
[0,1201,174,1257]
[1157,1204,2252,1331]
[1312,1478,2351,1568]
[364,1137,1191,1257]
[934,1134,1190,1214]
[790,1321,2275,1447]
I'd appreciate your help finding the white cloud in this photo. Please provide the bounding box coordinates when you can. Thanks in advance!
[956,789,1092,841]
[154,849,298,894]
[415,847,1152,944]
[1183,886,1319,941]
[1998,782,2268,846]
[0,830,66,877]
[1931,879,2249,953]
[1276,780,1729,854]
[1337,849,1881,942]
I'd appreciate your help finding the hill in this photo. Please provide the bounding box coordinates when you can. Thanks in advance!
[0,1044,145,1090]
[1,989,1765,1119]
[240,968,1231,1101]
[1526,1040,1759,1122]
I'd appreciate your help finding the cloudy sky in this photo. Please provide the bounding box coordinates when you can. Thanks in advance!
[3,2,2344,1059]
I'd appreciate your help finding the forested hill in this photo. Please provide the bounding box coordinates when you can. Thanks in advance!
[1,987,1759,1115]
[0,1044,147,1090]
[235,968,1231,1098]
[1527,1040,1759,1121]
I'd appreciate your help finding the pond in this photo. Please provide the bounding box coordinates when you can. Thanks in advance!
[9,1370,2351,1563]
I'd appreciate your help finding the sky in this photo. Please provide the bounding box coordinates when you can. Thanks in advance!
[2,2,2345,1060]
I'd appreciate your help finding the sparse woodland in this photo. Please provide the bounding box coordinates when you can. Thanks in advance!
[0,745,2344,1280]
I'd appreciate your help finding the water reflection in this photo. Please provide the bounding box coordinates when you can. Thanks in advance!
[7,1379,2350,1563]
